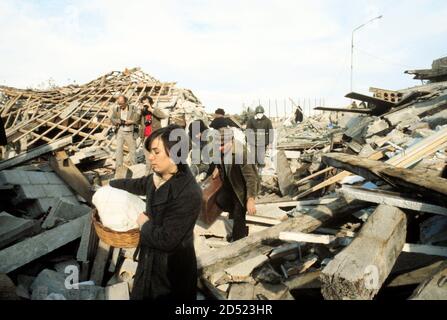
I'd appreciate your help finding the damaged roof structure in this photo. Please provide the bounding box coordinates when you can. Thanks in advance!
[0,59,446,300]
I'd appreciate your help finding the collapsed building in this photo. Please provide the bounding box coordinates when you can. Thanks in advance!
[0,58,446,300]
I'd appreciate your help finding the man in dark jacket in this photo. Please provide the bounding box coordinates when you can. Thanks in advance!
[246,105,273,167]
[211,128,260,241]
[0,116,6,160]
[109,125,202,300]
[0,116,7,146]
[209,108,235,130]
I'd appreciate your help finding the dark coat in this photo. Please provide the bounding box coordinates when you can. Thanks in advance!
[109,166,202,300]
[246,115,273,146]
[217,142,259,208]
[0,116,7,146]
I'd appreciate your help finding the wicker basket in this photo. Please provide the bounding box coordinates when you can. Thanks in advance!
[91,209,140,248]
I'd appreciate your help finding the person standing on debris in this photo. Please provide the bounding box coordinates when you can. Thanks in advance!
[187,119,212,177]
[211,127,259,241]
[294,106,304,123]
[0,116,7,160]
[109,125,202,300]
[209,108,233,130]
[246,105,274,168]
[139,95,168,173]
[110,95,139,169]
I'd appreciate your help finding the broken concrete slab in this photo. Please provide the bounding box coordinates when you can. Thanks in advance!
[105,282,130,300]
[0,170,31,185]
[0,215,89,273]
[0,212,36,249]
[228,283,255,300]
[42,198,91,229]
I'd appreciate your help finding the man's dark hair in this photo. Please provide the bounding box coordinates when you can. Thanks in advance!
[140,95,154,105]
[144,125,190,169]
[215,108,225,116]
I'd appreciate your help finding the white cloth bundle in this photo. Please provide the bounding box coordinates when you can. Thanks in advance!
[92,185,145,232]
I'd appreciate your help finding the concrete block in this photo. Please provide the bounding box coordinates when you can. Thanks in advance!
[62,196,80,205]
[26,171,50,185]
[45,172,65,185]
[0,170,31,185]
[35,198,57,213]
[42,199,90,229]
[0,212,36,249]
[18,185,47,199]
[42,184,74,198]
[0,215,88,273]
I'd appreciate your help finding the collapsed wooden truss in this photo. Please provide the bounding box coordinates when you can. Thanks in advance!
[0,68,201,155]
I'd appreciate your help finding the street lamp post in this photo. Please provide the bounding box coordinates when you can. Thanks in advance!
[350,15,383,92]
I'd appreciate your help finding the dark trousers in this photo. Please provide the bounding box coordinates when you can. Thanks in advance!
[250,144,267,167]
[216,183,248,241]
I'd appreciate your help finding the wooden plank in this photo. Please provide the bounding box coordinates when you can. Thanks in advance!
[340,185,447,216]
[294,149,387,200]
[246,215,282,226]
[314,106,373,114]
[321,205,407,300]
[388,261,444,287]
[89,240,111,286]
[410,261,447,300]
[108,247,121,273]
[224,254,268,282]
[323,153,447,207]
[0,136,72,171]
[49,150,93,204]
[284,271,321,290]
[0,215,88,273]
[295,167,333,186]
[276,150,296,196]
[279,231,335,244]
[198,197,368,276]
[402,244,447,257]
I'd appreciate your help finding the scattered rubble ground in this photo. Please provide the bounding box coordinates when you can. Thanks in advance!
[0,58,446,300]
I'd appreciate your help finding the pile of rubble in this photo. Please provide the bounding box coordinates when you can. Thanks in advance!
[194,57,447,300]
[0,68,208,300]
[0,57,446,300]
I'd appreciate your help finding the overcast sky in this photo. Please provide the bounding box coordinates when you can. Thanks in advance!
[1,0,447,115]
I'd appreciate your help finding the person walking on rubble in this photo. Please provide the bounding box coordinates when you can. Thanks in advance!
[246,105,273,168]
[138,95,168,174]
[0,116,7,160]
[211,127,260,241]
[209,108,234,130]
[110,95,139,170]
[109,125,202,300]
